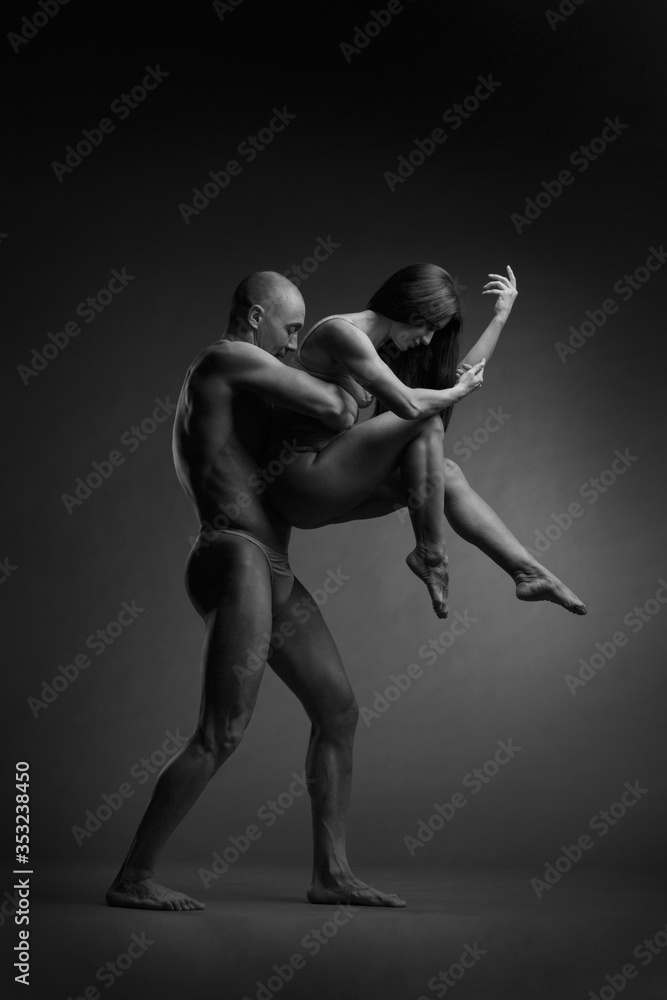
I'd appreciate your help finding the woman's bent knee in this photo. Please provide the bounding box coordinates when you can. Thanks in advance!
[415,414,446,449]
[421,414,446,436]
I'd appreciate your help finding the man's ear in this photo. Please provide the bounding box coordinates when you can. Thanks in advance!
[248,304,264,329]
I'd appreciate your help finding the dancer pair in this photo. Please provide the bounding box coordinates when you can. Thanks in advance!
[107,264,585,911]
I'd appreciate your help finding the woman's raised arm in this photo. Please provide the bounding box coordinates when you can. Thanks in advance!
[459,265,517,369]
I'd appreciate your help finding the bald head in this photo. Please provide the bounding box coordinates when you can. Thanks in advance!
[229,271,301,328]
[227,270,305,356]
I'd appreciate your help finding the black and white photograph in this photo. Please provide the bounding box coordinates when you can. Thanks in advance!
[3,1,667,997]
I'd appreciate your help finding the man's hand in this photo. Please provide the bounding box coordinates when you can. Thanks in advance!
[482,265,517,319]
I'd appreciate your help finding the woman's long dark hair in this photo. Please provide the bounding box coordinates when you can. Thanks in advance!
[371,263,462,430]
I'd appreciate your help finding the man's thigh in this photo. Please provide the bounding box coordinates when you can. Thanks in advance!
[267,577,356,723]
[192,536,276,733]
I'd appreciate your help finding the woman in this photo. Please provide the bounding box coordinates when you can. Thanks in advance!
[267,262,586,618]
[265,263,490,617]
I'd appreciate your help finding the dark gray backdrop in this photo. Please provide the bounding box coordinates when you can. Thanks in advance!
[4,0,666,880]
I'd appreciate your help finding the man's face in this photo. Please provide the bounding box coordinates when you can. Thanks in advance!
[255,292,305,358]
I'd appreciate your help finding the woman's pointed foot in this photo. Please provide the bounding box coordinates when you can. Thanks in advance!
[514,565,587,615]
[406,545,449,618]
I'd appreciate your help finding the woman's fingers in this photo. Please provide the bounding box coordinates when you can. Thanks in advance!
[485,269,517,289]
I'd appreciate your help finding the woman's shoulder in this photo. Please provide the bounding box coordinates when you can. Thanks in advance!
[298,314,358,366]
[304,314,371,352]
[304,314,355,338]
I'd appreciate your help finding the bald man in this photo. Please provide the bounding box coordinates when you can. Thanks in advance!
[106,271,407,910]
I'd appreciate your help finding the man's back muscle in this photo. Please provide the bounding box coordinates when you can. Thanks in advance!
[173,343,288,548]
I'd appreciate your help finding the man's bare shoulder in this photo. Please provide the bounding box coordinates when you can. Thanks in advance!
[189,340,273,387]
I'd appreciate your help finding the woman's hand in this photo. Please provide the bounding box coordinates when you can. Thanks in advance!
[454,359,485,398]
[483,265,517,319]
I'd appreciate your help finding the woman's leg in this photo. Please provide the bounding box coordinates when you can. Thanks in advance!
[400,419,450,617]
[323,459,587,615]
[269,413,451,616]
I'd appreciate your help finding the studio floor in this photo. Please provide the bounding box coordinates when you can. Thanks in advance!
[7,864,667,1000]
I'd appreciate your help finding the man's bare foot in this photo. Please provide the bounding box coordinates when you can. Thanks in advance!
[307,877,406,907]
[406,545,449,618]
[514,564,587,615]
[106,877,205,911]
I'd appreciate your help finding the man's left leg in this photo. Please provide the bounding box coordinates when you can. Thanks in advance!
[268,577,406,907]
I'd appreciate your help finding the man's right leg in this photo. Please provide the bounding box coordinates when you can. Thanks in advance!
[267,578,406,907]
[106,535,274,910]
